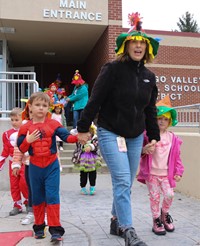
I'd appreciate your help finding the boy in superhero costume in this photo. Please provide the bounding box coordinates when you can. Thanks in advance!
[17,92,77,242]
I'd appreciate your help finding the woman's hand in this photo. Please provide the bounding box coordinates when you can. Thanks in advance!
[26,129,41,143]
[78,132,91,145]
[142,139,157,154]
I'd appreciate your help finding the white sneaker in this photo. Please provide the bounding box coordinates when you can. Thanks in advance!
[60,165,63,172]
[21,212,34,225]
[44,213,48,225]
[59,146,64,151]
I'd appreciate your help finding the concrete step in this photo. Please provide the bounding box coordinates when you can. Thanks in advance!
[59,149,74,158]
[61,163,109,174]
[60,157,108,173]
[61,143,77,151]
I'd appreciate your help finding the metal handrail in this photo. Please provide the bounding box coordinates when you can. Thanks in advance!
[0,71,36,80]
[0,71,39,116]
[174,104,200,133]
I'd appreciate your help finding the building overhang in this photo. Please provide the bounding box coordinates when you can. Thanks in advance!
[0,0,108,64]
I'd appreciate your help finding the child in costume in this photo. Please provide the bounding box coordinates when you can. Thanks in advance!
[56,88,67,106]
[12,102,34,225]
[71,124,102,195]
[17,92,77,242]
[0,107,29,215]
[137,95,184,236]
[45,82,58,104]
[51,103,66,151]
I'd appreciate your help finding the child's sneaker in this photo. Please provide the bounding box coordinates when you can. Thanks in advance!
[21,212,34,225]
[80,187,88,195]
[44,213,48,226]
[59,146,64,151]
[9,205,22,216]
[34,228,46,239]
[51,234,63,242]
[89,186,96,195]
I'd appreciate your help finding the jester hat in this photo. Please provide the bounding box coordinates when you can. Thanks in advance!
[156,95,178,126]
[51,103,64,110]
[115,12,159,60]
[71,70,85,85]
[49,82,58,91]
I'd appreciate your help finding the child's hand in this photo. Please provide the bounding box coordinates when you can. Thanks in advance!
[174,175,181,182]
[12,168,20,177]
[84,145,91,153]
[26,130,41,143]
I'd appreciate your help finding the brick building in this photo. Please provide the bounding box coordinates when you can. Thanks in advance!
[0,0,200,107]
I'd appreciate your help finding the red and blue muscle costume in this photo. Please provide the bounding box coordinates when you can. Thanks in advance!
[17,117,77,236]
[0,128,28,209]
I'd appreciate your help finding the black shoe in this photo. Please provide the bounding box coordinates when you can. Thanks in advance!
[51,233,63,242]
[33,222,46,239]
[110,218,124,238]
[124,228,148,246]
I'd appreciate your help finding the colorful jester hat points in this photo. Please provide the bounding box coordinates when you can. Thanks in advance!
[51,103,64,110]
[71,70,85,85]
[115,12,159,60]
[156,95,178,126]
[128,12,143,33]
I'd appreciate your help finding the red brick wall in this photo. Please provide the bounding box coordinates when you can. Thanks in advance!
[155,46,200,66]
[84,28,110,92]
[108,0,122,20]
[107,25,122,61]
[150,67,200,106]
[84,0,123,92]
[143,30,200,106]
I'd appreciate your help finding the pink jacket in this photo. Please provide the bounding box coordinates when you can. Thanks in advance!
[137,131,184,188]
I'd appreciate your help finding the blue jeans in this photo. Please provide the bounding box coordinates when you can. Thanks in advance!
[97,127,143,229]
[73,109,83,128]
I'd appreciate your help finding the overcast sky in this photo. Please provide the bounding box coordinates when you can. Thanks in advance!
[122,0,200,31]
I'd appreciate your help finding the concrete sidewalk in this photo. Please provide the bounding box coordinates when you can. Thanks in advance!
[0,173,200,246]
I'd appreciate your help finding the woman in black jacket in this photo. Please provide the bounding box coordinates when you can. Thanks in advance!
[77,13,160,246]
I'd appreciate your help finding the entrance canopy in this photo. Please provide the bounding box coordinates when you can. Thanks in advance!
[0,0,108,64]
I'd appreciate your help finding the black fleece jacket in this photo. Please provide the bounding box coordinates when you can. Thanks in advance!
[77,59,160,142]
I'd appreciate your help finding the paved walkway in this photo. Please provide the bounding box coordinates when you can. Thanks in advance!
[0,173,200,246]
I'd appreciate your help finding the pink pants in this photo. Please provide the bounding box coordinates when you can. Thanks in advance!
[146,175,174,219]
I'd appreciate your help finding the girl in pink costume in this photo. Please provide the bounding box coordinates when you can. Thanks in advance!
[137,95,184,236]
[51,103,66,151]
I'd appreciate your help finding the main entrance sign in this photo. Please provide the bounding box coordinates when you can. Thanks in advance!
[43,0,102,22]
